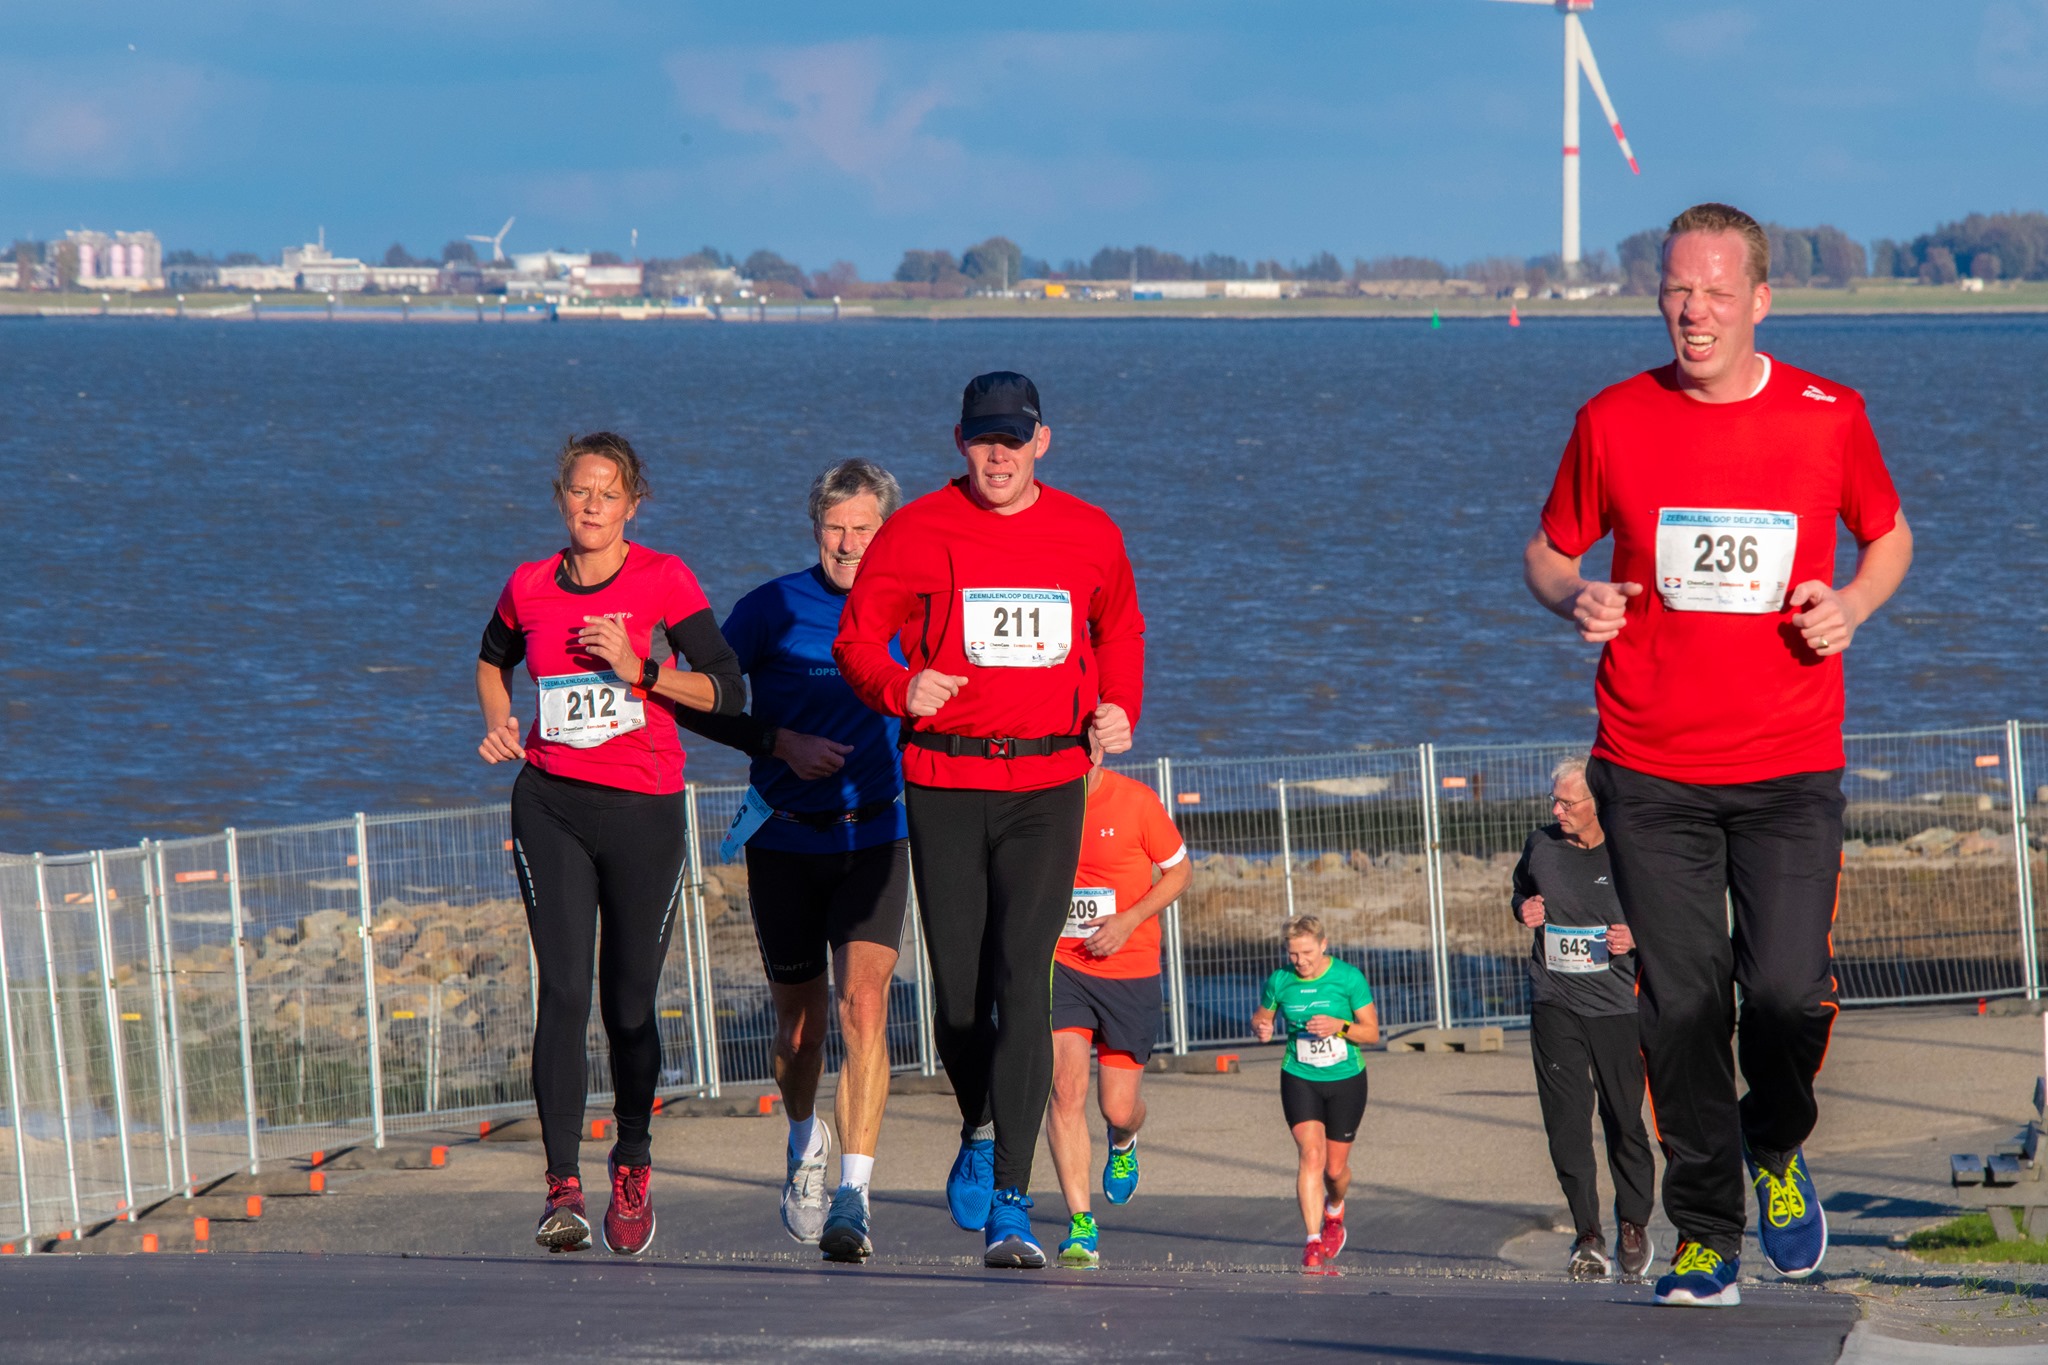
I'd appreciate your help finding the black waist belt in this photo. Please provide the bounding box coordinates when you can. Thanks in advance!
[771,800,900,830]
[901,732,1084,760]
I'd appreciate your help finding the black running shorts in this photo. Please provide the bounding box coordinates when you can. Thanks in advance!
[1280,1069,1370,1143]
[744,840,911,984]
[1050,963,1162,1065]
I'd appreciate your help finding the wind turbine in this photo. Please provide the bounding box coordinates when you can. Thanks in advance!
[1490,0,1638,278]
[467,216,515,263]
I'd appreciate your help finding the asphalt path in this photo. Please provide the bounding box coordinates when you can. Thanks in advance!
[0,1251,1859,1364]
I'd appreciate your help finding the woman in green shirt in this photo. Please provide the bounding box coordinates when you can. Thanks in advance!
[1252,915,1380,1271]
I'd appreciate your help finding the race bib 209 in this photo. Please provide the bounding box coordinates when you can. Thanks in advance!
[1063,887,1118,939]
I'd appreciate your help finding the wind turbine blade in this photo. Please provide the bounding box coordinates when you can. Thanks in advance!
[499,217,515,238]
[1575,30,1638,173]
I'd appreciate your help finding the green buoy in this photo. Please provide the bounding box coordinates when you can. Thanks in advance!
[1430,306,1440,329]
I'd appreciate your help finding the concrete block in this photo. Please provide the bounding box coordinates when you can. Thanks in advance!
[1952,1153,1986,1185]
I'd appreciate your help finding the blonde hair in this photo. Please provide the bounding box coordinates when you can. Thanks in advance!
[1664,202,1770,287]
[1284,915,1326,944]
[552,431,649,507]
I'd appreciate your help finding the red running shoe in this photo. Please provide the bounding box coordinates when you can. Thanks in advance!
[1319,1206,1348,1260]
[1302,1240,1329,1273]
[535,1174,591,1252]
[601,1152,656,1257]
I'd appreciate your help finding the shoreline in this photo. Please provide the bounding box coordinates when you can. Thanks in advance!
[4,284,2046,323]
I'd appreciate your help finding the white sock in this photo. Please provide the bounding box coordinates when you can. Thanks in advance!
[788,1115,819,1160]
[1307,1231,1322,1244]
[839,1153,874,1192]
[1325,1201,1344,1218]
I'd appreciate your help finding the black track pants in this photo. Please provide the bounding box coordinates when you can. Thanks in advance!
[1530,1003,1656,1237]
[510,764,688,1179]
[1585,758,1844,1258]
[904,779,1086,1192]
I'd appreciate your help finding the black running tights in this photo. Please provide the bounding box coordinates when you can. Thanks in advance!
[904,779,1087,1192]
[510,764,688,1179]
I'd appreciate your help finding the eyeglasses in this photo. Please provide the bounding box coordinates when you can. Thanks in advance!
[1551,794,1594,812]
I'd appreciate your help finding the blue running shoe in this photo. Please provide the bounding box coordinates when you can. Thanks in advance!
[1102,1129,1139,1206]
[1653,1241,1742,1307]
[1747,1145,1826,1278]
[1057,1211,1100,1268]
[983,1187,1046,1269]
[947,1137,995,1231]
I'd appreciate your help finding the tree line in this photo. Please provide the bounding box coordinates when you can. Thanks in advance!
[19,210,2048,295]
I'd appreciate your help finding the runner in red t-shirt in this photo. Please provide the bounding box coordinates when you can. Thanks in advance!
[1524,204,1913,1308]
[834,371,1146,1269]
[475,432,743,1257]
[1044,761,1190,1267]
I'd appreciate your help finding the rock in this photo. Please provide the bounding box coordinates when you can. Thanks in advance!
[1348,850,1375,874]
[299,909,353,940]
[1842,839,1868,858]
[1904,826,1960,856]
[1313,852,1346,875]
[1955,831,2013,858]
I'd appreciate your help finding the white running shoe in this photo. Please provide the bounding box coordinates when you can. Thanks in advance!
[781,1121,831,1244]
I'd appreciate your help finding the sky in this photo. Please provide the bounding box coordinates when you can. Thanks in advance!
[4,1,2047,276]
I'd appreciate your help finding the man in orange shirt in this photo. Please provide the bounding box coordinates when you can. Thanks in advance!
[1044,758,1191,1267]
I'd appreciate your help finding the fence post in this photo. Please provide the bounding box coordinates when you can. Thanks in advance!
[682,785,721,1099]
[352,814,387,1149]
[1156,757,1189,1056]
[2010,721,2040,1001]
[138,844,178,1197]
[904,871,937,1077]
[426,980,442,1113]
[152,843,192,1196]
[1420,745,1452,1030]
[89,853,137,1219]
[0,861,34,1251]
[33,856,82,1228]
[225,829,261,1173]
[1276,779,1297,922]
[675,789,709,1097]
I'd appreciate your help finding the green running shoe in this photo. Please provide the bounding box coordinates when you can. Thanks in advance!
[1057,1212,1100,1268]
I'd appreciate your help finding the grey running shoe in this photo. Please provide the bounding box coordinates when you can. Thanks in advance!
[818,1185,873,1263]
[1567,1230,1613,1281]
[780,1121,831,1244]
[1616,1221,1655,1278]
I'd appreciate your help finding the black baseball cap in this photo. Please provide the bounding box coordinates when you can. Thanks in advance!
[958,371,1042,443]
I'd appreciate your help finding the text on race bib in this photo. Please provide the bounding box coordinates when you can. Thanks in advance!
[1654,509,1798,614]
[962,589,1073,668]
[1294,1034,1347,1068]
[1543,924,1612,975]
[1062,887,1118,939]
[538,671,646,750]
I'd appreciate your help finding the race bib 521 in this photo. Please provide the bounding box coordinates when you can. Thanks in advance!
[1294,1034,1347,1068]
[1654,508,1798,614]
[537,671,646,749]
[962,588,1072,668]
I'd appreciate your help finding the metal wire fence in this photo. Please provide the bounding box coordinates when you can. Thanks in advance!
[2,722,2043,1249]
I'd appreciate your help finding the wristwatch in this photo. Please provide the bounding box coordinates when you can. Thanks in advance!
[759,724,781,759]
[639,657,660,691]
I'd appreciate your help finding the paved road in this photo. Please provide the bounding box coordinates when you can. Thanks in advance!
[0,1252,1859,1364]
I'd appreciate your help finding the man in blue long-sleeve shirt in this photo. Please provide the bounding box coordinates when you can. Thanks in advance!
[679,459,908,1264]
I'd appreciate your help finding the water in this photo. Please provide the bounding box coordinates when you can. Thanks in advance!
[4,314,2044,852]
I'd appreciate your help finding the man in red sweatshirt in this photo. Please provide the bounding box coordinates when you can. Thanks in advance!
[834,370,1145,1268]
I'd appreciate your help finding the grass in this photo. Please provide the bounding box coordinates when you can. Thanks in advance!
[1906,1213,2048,1264]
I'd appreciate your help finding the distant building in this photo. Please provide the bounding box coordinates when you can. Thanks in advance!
[218,264,298,291]
[366,264,439,293]
[66,229,164,290]
[572,262,644,298]
[438,262,485,295]
[0,261,16,290]
[510,250,591,280]
[1222,280,1285,299]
